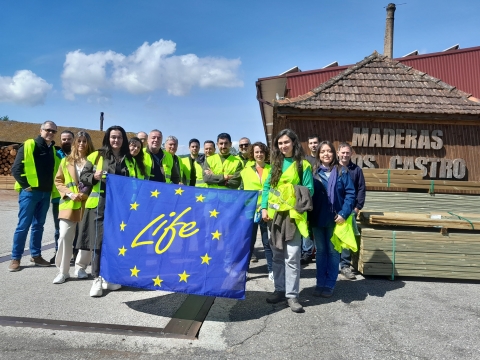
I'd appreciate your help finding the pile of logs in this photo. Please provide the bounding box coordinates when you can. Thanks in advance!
[0,145,18,176]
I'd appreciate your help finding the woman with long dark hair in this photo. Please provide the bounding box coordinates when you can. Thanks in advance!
[261,129,314,313]
[53,131,95,284]
[310,141,355,298]
[129,137,146,179]
[77,126,137,297]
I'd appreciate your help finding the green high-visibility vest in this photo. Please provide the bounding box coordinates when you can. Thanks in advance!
[58,158,82,211]
[143,148,174,183]
[240,163,271,209]
[14,139,59,194]
[206,154,243,189]
[181,156,207,187]
[267,160,311,237]
[85,151,136,209]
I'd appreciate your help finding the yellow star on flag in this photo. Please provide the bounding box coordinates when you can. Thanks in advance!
[200,253,212,265]
[120,221,127,231]
[152,276,163,287]
[209,209,220,217]
[175,187,185,195]
[178,270,190,282]
[130,266,140,277]
[118,246,127,256]
[196,194,206,202]
[211,230,222,240]
[151,189,160,197]
[130,202,140,210]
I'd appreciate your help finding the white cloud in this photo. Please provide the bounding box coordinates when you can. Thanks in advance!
[62,39,243,100]
[0,70,52,106]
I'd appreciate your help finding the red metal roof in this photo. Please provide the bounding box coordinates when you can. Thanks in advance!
[260,46,480,99]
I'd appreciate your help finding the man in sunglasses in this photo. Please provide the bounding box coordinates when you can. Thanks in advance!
[238,137,252,166]
[9,121,59,272]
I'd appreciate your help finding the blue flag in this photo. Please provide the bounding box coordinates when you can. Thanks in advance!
[100,175,258,300]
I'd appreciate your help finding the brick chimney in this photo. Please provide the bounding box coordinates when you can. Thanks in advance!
[384,3,396,58]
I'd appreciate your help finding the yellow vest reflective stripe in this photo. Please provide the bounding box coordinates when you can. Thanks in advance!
[181,156,206,187]
[14,139,58,193]
[51,152,61,199]
[241,164,271,208]
[58,158,82,211]
[267,160,311,237]
[206,154,243,189]
[143,149,173,183]
[85,152,136,208]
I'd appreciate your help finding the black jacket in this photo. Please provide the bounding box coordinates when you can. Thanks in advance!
[346,161,366,210]
[11,136,55,192]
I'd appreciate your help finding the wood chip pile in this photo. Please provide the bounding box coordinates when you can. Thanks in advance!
[357,182,480,280]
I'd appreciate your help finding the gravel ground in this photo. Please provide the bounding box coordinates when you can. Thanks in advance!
[1,190,479,359]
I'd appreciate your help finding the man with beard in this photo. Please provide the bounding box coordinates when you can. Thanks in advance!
[50,130,74,264]
[203,133,243,189]
[181,138,207,187]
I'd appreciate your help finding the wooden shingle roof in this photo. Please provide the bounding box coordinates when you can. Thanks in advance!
[275,52,480,115]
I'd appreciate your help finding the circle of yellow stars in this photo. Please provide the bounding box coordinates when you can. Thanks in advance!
[117,186,222,288]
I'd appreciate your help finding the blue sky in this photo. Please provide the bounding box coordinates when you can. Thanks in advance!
[1,0,479,154]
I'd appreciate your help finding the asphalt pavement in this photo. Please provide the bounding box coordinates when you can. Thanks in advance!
[0,190,479,359]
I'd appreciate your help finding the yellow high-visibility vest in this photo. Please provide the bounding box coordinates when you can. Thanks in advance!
[85,151,136,209]
[143,148,174,183]
[58,158,82,211]
[206,154,243,189]
[240,164,271,209]
[14,139,59,194]
[181,156,206,187]
[267,160,311,237]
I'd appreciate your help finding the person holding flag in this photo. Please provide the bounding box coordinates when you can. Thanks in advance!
[76,126,137,297]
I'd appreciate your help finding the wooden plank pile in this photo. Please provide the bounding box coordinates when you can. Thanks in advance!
[357,189,480,280]
[0,176,15,190]
[358,228,480,280]
[0,145,18,176]
[363,168,480,193]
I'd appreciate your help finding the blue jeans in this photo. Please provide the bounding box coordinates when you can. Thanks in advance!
[52,201,60,251]
[11,190,51,260]
[248,221,273,272]
[313,226,340,291]
[301,236,314,256]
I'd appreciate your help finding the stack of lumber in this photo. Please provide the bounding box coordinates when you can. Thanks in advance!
[358,228,480,280]
[356,191,480,280]
[0,145,18,176]
[0,175,15,190]
[361,212,480,230]
[363,168,480,194]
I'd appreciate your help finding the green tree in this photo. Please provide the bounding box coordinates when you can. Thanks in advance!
[0,115,9,121]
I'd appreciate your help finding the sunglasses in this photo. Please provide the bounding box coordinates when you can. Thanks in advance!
[43,128,57,134]
[239,144,249,148]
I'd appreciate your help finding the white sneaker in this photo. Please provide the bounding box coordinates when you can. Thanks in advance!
[53,273,70,284]
[75,268,88,279]
[90,277,103,297]
[268,272,274,282]
[102,278,122,291]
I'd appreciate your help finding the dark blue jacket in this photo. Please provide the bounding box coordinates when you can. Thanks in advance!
[309,166,356,228]
[347,161,366,210]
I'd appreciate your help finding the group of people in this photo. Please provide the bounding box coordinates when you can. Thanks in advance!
[8,121,365,313]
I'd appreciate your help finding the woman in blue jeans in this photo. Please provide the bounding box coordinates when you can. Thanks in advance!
[310,141,355,298]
